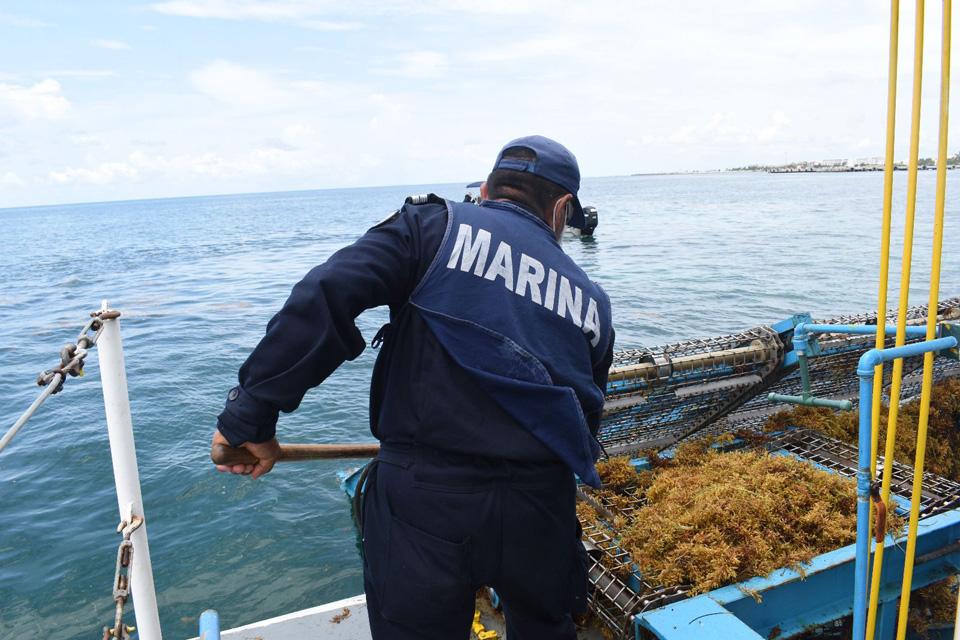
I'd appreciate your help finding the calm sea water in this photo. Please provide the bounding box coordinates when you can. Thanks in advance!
[0,172,958,639]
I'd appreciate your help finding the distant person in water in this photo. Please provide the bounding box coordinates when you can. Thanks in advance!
[212,135,614,640]
[463,191,473,202]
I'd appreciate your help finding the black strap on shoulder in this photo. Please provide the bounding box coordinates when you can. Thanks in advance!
[372,193,447,230]
[404,193,446,206]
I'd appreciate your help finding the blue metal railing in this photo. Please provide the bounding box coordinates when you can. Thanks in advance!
[770,324,936,411]
[795,324,929,339]
[851,336,958,640]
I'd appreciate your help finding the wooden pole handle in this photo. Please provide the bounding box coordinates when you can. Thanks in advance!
[211,443,380,466]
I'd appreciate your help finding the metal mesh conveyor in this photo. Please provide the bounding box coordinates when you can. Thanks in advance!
[581,298,960,636]
[598,297,960,454]
[601,326,785,455]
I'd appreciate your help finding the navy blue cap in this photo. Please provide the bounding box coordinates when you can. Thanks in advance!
[492,135,585,228]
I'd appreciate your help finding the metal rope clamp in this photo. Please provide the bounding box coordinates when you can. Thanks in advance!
[103,515,143,640]
[37,316,107,394]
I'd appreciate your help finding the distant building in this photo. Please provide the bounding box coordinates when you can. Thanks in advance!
[766,155,907,173]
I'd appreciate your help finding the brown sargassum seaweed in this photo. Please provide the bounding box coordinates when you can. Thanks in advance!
[586,439,858,597]
[766,377,960,484]
[579,378,960,633]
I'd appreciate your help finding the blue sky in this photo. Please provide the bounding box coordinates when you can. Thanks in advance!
[0,0,957,207]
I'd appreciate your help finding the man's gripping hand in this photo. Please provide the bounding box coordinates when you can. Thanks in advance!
[211,429,281,479]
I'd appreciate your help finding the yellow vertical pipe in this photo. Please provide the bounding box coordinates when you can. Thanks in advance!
[895,0,950,637]
[883,0,924,510]
[864,0,902,635]
[871,0,901,478]
[880,0,925,536]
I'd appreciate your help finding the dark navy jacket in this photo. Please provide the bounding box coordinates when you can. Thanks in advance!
[217,197,614,483]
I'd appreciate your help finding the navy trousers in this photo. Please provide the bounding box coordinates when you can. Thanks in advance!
[361,444,588,640]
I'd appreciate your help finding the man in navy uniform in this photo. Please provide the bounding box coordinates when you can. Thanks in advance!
[212,135,614,639]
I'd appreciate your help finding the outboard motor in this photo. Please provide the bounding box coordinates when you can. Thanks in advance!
[581,206,599,237]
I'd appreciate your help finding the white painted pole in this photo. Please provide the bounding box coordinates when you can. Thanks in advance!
[97,300,163,640]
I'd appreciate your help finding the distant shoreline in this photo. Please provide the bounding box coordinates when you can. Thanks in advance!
[629,170,730,177]
[765,165,957,173]
[631,165,957,177]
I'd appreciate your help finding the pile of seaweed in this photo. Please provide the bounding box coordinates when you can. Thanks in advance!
[580,438,956,638]
[765,377,960,482]
[581,438,860,596]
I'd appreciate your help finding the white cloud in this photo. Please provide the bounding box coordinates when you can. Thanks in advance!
[190,60,290,107]
[92,39,132,50]
[71,134,103,145]
[300,20,361,30]
[189,62,360,114]
[0,79,70,120]
[670,124,697,145]
[150,0,361,29]
[47,142,331,187]
[280,123,317,148]
[149,0,548,21]
[43,69,118,79]
[50,161,139,185]
[0,171,25,188]
[290,80,333,95]
[758,110,791,142]
[375,51,448,78]
[439,0,547,15]
[465,35,580,63]
[367,93,412,136]
[669,111,792,147]
[0,13,50,28]
[151,0,321,19]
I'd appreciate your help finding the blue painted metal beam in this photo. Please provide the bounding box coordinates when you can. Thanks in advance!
[638,596,764,639]
[199,610,221,640]
[780,322,937,372]
[856,338,958,374]
[796,323,931,338]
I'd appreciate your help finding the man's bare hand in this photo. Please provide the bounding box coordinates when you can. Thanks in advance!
[211,430,281,479]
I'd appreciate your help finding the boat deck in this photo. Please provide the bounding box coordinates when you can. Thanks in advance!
[190,592,609,639]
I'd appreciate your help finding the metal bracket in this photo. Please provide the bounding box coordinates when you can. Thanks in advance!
[939,321,960,360]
